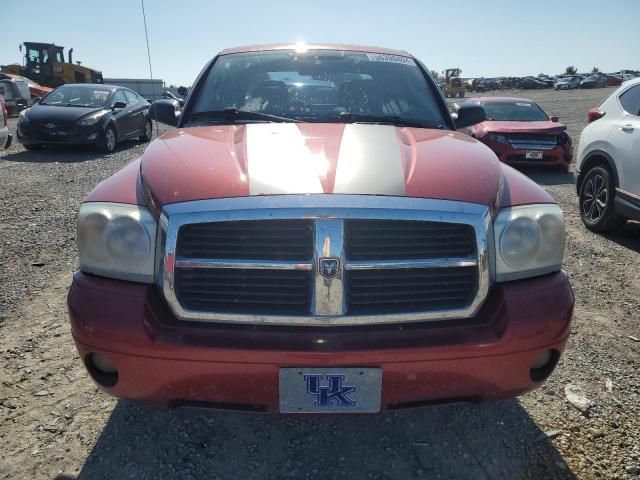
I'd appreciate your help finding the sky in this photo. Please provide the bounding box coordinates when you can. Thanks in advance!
[1,0,639,87]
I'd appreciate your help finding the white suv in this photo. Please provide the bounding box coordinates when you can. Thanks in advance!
[575,78,640,232]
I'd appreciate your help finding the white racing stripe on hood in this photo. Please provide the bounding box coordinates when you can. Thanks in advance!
[333,124,406,195]
[247,123,324,195]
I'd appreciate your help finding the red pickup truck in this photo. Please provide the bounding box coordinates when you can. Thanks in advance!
[68,44,574,414]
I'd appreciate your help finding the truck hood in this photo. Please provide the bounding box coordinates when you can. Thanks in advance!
[478,120,566,135]
[139,123,505,207]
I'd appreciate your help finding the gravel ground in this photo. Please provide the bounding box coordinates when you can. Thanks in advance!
[0,88,638,480]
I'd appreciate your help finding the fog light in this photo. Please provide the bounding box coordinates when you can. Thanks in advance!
[91,353,117,373]
[530,349,560,382]
[85,353,119,387]
[88,133,97,140]
[532,350,552,370]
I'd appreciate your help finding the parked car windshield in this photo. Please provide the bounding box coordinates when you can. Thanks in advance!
[482,101,549,121]
[40,85,111,108]
[188,50,447,128]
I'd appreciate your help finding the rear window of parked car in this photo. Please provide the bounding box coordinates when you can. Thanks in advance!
[619,85,640,116]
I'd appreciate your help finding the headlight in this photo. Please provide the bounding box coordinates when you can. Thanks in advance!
[78,203,157,283]
[77,110,108,126]
[494,204,565,282]
[19,108,30,123]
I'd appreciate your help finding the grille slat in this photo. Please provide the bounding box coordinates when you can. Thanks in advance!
[507,134,558,151]
[177,220,313,261]
[345,220,475,260]
[175,268,311,315]
[347,267,477,315]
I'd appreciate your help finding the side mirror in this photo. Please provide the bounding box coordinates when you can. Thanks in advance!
[454,104,486,129]
[32,96,41,104]
[112,101,126,111]
[148,99,181,126]
[550,116,559,123]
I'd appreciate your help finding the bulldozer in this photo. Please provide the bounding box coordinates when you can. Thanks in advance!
[1,42,103,88]
[442,68,465,98]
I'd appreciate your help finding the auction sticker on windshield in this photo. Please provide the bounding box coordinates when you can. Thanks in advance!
[279,368,382,413]
[365,53,415,66]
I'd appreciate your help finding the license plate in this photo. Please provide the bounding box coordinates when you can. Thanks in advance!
[525,150,544,159]
[279,367,382,413]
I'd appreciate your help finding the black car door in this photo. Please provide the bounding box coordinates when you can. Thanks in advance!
[124,89,147,136]
[110,89,132,138]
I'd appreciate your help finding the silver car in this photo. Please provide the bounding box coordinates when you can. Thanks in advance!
[554,76,582,90]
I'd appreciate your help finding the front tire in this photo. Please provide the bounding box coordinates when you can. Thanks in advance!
[139,120,152,142]
[98,125,117,153]
[579,166,626,232]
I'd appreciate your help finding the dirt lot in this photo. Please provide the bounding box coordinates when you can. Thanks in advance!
[1,87,639,480]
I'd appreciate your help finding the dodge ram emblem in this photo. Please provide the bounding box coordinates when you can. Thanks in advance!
[319,258,339,279]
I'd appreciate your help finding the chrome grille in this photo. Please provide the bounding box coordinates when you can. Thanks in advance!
[507,134,557,150]
[160,195,491,326]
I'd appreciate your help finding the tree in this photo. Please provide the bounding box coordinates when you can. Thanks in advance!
[565,66,578,75]
[430,70,442,83]
[591,66,600,74]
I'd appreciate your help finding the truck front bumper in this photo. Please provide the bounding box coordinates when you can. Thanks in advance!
[68,270,574,413]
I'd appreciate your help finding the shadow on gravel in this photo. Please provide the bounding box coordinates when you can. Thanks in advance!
[519,167,575,187]
[603,221,640,254]
[73,399,576,480]
[0,142,141,163]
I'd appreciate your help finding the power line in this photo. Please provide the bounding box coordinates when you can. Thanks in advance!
[141,0,153,79]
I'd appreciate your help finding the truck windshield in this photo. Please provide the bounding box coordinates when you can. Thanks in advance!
[482,101,549,121]
[40,85,111,108]
[188,49,447,128]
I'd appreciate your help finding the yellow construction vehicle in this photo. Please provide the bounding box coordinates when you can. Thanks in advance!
[442,68,465,98]
[1,42,103,88]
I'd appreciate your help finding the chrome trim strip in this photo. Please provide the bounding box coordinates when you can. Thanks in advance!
[174,258,313,270]
[161,195,492,326]
[345,257,477,270]
[616,187,640,202]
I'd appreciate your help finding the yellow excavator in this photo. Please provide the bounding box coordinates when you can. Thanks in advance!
[1,42,103,88]
[442,68,465,98]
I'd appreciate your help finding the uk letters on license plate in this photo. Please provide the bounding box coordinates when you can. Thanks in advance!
[279,368,382,413]
[525,150,544,160]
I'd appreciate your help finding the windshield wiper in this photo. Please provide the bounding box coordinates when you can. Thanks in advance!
[332,112,443,129]
[185,108,301,125]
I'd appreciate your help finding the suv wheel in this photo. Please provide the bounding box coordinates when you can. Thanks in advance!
[579,165,626,232]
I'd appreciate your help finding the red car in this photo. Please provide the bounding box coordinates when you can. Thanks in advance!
[458,97,573,171]
[0,95,12,148]
[68,44,573,414]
